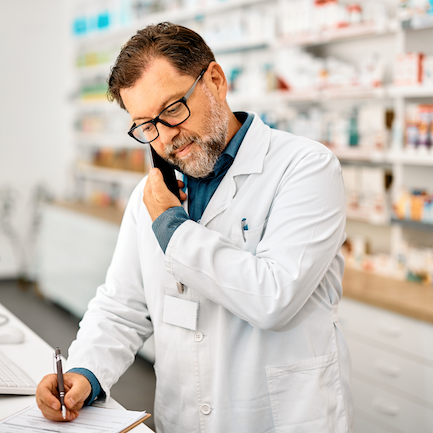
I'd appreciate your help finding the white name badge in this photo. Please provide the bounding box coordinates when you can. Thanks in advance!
[162,295,199,331]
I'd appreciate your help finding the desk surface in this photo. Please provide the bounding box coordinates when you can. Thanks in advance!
[343,267,433,324]
[0,303,152,432]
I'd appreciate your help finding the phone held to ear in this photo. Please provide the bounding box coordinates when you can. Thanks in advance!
[148,145,181,200]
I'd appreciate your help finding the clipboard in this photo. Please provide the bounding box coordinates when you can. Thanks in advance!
[121,413,152,433]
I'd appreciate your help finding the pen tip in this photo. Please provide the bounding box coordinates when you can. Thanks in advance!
[62,407,67,420]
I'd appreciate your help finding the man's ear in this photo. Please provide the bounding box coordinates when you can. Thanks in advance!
[205,62,227,102]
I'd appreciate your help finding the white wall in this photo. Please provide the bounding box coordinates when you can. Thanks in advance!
[0,1,74,278]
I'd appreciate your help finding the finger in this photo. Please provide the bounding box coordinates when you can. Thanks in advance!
[36,374,61,412]
[36,375,78,422]
[38,399,79,422]
[177,180,187,202]
[179,189,187,202]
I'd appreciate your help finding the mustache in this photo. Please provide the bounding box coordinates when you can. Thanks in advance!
[165,134,201,157]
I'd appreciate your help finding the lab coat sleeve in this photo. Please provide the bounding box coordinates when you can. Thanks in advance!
[165,153,346,331]
[66,180,153,399]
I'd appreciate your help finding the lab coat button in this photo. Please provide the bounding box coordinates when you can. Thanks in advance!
[193,331,203,342]
[200,404,212,415]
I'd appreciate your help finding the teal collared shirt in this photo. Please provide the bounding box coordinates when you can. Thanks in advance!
[152,111,254,253]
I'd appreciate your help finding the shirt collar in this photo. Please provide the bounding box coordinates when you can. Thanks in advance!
[221,112,254,160]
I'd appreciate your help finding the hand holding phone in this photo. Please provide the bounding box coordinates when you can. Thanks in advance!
[148,145,181,200]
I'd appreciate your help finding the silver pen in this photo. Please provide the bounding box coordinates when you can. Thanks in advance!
[54,347,67,419]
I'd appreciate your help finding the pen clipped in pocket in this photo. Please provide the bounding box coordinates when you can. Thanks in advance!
[231,220,266,254]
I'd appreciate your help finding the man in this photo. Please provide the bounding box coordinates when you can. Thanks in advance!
[37,22,353,432]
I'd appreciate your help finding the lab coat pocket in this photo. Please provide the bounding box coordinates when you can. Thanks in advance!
[231,221,265,254]
[266,352,348,433]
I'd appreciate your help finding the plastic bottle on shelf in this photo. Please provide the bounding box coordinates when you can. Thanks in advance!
[348,108,359,147]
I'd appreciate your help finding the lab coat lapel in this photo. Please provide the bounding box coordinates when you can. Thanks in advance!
[199,114,271,227]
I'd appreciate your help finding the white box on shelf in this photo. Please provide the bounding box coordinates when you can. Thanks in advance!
[394,52,424,87]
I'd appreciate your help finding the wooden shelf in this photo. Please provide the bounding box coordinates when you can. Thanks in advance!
[76,162,146,183]
[342,267,433,324]
[54,201,125,225]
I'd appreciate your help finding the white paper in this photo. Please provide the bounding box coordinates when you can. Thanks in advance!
[0,403,147,433]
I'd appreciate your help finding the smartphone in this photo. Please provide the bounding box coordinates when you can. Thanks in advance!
[148,145,181,200]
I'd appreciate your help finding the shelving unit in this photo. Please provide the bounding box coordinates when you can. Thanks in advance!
[68,0,433,284]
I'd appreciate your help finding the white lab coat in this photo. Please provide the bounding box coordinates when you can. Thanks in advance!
[67,114,353,433]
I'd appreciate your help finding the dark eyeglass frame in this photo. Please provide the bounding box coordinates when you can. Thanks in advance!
[127,67,207,144]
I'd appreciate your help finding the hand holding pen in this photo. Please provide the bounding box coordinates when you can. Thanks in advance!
[54,347,67,419]
[36,361,92,421]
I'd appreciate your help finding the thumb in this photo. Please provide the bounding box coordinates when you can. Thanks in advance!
[64,374,91,409]
[148,168,170,199]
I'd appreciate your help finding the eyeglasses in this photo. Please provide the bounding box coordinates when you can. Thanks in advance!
[128,68,207,144]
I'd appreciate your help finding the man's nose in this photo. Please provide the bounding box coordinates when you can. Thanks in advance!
[157,123,180,147]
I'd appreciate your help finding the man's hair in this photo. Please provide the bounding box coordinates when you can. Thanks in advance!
[107,22,215,110]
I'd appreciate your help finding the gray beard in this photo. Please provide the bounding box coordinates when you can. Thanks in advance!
[164,85,229,178]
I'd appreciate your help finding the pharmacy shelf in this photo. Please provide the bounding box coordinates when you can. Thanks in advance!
[75,25,402,80]
[342,267,433,324]
[388,150,433,166]
[76,63,112,79]
[388,85,433,99]
[75,85,386,112]
[228,90,316,107]
[346,210,388,226]
[229,85,433,106]
[275,20,398,48]
[55,200,125,225]
[336,149,433,165]
[228,86,386,108]
[402,14,433,30]
[332,148,389,163]
[229,85,433,107]
[75,132,135,148]
[76,39,271,75]
[391,218,433,233]
[74,99,121,112]
[321,86,386,100]
[212,39,270,55]
[72,0,400,58]
[74,0,273,48]
[76,162,145,184]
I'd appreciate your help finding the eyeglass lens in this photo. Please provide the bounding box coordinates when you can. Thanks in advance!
[132,100,190,143]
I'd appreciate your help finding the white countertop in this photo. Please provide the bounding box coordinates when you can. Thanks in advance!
[0,303,153,432]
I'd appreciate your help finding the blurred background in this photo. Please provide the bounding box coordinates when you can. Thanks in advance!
[1,1,433,432]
